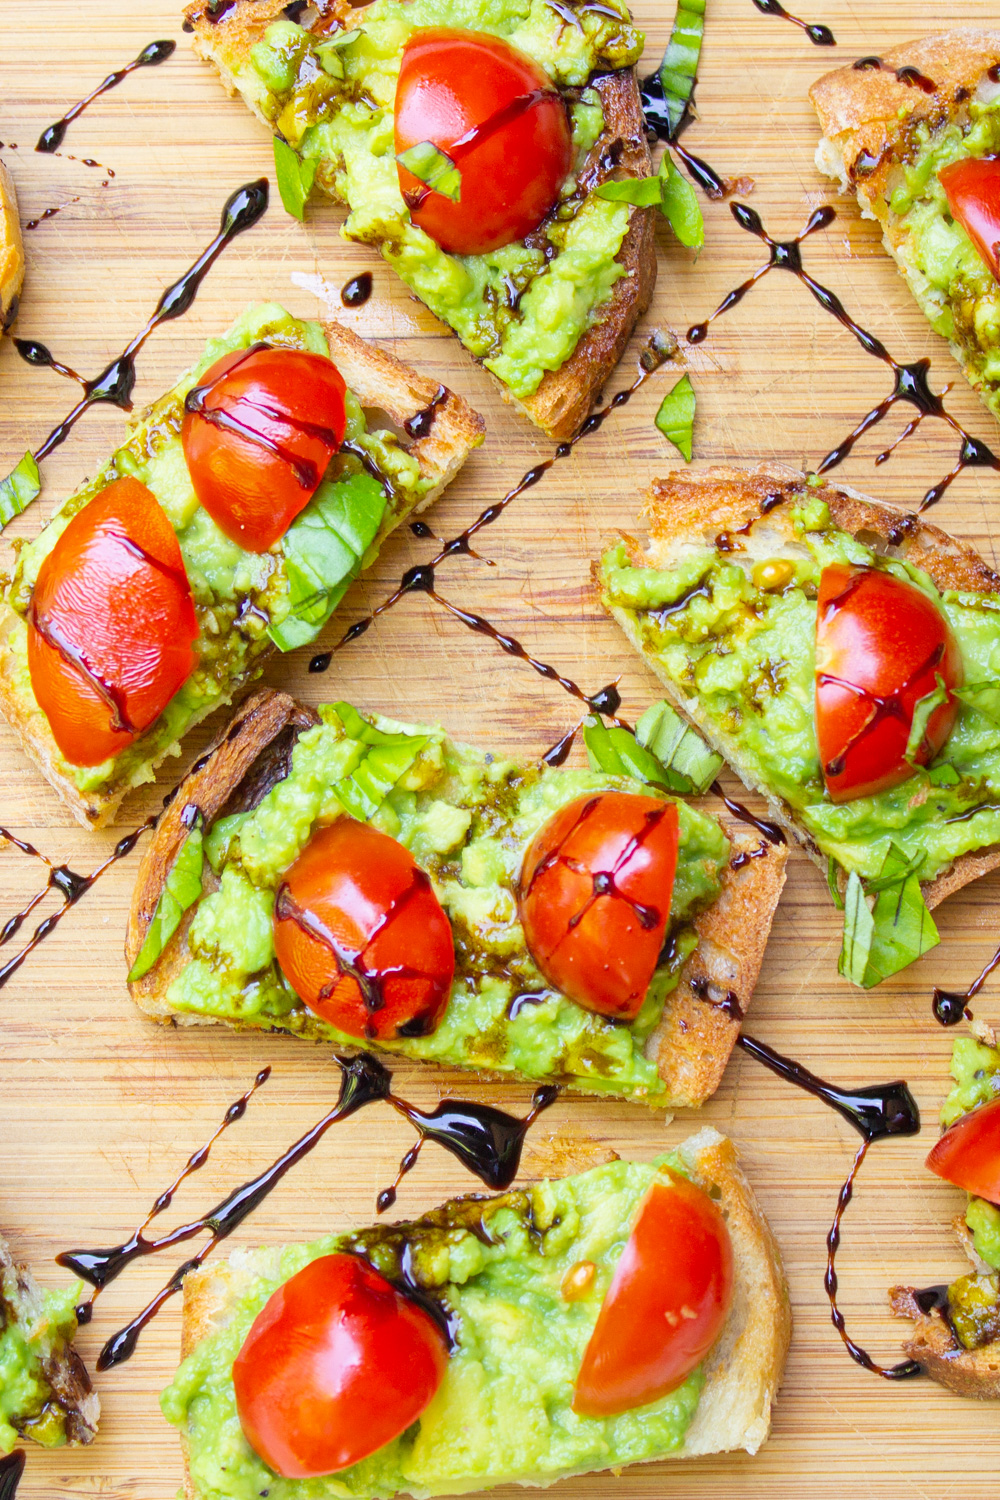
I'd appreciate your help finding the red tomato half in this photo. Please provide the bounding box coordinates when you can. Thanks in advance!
[233,1252,448,1478]
[272,819,455,1040]
[573,1172,734,1418]
[518,791,679,1020]
[939,155,1000,283]
[27,476,198,767]
[182,345,347,552]
[926,1096,1000,1206]
[815,563,963,802]
[394,28,573,255]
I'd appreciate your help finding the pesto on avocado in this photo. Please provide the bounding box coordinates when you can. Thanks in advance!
[5,303,444,797]
[159,703,729,1106]
[236,0,644,399]
[0,1272,81,1452]
[162,1156,705,1499]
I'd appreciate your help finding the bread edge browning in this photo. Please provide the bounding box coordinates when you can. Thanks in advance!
[175,1127,790,1496]
[0,321,484,830]
[0,158,24,333]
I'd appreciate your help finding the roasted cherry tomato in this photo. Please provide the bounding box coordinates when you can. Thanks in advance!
[27,476,198,767]
[394,28,573,256]
[926,1096,1000,1206]
[181,344,347,552]
[814,563,963,803]
[272,819,455,1040]
[939,155,1000,284]
[518,791,679,1020]
[573,1171,734,1418]
[233,1252,448,1478]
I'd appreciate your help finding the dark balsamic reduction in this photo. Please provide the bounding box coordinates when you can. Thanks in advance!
[710,780,786,844]
[24,197,82,232]
[14,339,86,386]
[637,72,740,201]
[404,385,449,441]
[932,941,1000,1026]
[738,1034,923,1379]
[751,0,834,46]
[401,90,557,212]
[542,721,581,766]
[688,201,1000,509]
[0,1453,24,1500]
[852,56,937,94]
[36,41,176,153]
[690,974,743,1021]
[730,839,769,870]
[183,0,238,30]
[340,271,373,307]
[61,1052,558,1367]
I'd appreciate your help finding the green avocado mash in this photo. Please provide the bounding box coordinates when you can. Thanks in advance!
[162,1155,705,1498]
[0,1264,82,1452]
[159,703,729,1106]
[4,302,449,799]
[218,0,644,399]
[599,490,1000,886]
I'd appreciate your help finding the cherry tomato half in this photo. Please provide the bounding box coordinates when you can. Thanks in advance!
[939,155,1000,284]
[394,28,573,255]
[181,345,347,552]
[573,1171,734,1418]
[233,1252,448,1478]
[518,791,679,1020]
[814,563,963,803]
[926,1096,1000,1206]
[27,476,198,767]
[272,819,455,1041]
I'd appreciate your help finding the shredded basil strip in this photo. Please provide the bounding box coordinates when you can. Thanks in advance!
[595,176,664,207]
[659,149,704,248]
[904,674,948,766]
[955,680,1000,725]
[635,700,722,793]
[655,373,697,461]
[396,141,462,203]
[582,715,672,787]
[315,29,360,78]
[827,856,844,911]
[0,451,41,530]
[657,0,706,139]
[333,703,428,820]
[838,842,939,989]
[273,135,317,220]
[128,811,205,982]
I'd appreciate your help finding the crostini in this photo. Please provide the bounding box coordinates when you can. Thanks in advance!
[0,159,24,333]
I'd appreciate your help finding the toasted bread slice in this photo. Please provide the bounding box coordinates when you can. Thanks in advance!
[0,159,24,332]
[126,688,786,1110]
[185,0,656,442]
[0,317,483,830]
[0,1231,99,1450]
[890,1281,1000,1399]
[598,463,1000,909]
[810,29,1000,423]
[172,1129,790,1497]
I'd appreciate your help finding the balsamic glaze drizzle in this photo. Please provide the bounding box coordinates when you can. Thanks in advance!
[59,1053,558,1368]
[750,0,834,46]
[37,42,177,154]
[852,56,936,94]
[638,71,745,200]
[688,202,1000,509]
[0,1453,24,1500]
[932,940,1000,1026]
[738,1034,923,1378]
[710,781,786,844]
[340,271,373,307]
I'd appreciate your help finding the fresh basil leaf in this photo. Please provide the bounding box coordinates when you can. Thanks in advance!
[582,715,628,777]
[863,846,925,893]
[595,176,664,207]
[273,135,317,220]
[127,810,205,981]
[396,141,461,203]
[955,681,1000,725]
[333,703,428,819]
[827,856,844,911]
[838,842,939,989]
[315,29,360,77]
[905,673,948,766]
[838,870,874,987]
[657,0,706,139]
[928,762,961,787]
[636,699,722,793]
[582,716,670,786]
[0,451,41,529]
[659,149,704,249]
[654,373,697,462]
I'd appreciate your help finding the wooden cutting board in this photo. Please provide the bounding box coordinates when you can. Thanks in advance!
[2,0,999,1494]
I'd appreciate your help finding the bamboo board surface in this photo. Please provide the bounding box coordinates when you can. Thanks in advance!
[2,0,1000,1494]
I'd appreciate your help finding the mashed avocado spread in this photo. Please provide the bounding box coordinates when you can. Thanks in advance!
[936,1031,1000,1349]
[161,704,729,1105]
[231,0,643,398]
[5,303,440,798]
[600,491,1000,885]
[0,1271,81,1452]
[162,1156,704,1498]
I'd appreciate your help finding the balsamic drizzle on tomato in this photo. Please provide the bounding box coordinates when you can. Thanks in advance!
[36,41,176,154]
[852,56,936,93]
[750,0,834,46]
[400,90,560,212]
[523,796,668,933]
[0,1453,25,1500]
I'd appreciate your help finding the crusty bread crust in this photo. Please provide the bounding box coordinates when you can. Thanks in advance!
[0,322,483,830]
[185,0,657,442]
[0,158,23,331]
[126,687,786,1109]
[889,1282,1000,1399]
[599,463,1000,909]
[176,1128,790,1496]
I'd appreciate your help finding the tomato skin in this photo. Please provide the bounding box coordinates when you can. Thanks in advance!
[394,28,573,255]
[518,791,679,1020]
[181,345,347,552]
[939,155,1000,283]
[272,819,455,1040]
[233,1252,448,1478]
[815,563,963,803]
[573,1172,734,1418]
[27,476,198,767]
[926,1097,1000,1206]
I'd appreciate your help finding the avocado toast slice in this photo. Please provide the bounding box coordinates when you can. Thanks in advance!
[163,1129,790,1496]
[0,302,484,829]
[184,0,656,442]
[125,688,786,1109]
[0,1230,98,1452]
[0,160,23,334]
[810,28,1000,424]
